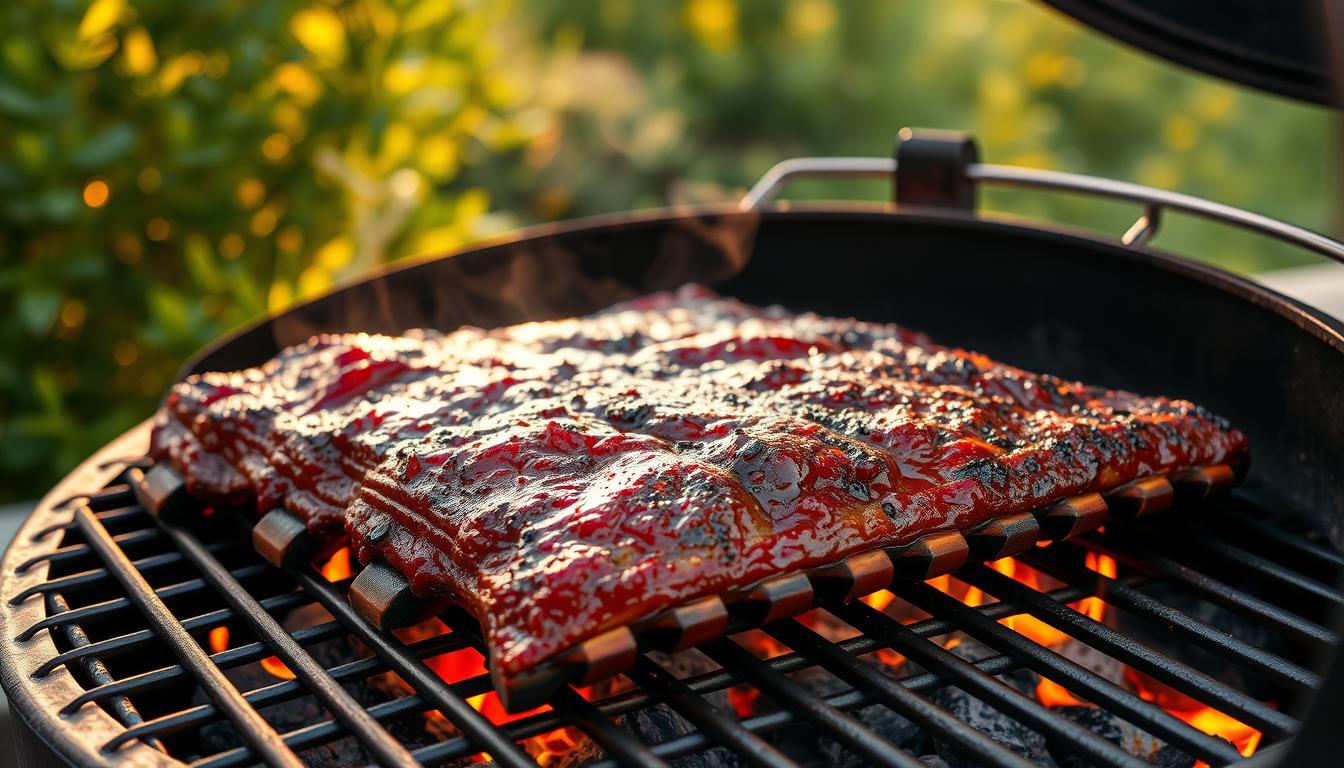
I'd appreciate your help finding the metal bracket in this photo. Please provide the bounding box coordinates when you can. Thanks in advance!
[894,128,979,212]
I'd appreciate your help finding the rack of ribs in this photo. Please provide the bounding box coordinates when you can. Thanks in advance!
[148,284,1247,704]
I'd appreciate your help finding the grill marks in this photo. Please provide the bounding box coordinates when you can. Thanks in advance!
[150,284,1247,679]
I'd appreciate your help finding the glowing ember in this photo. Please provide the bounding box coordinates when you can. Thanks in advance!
[320,547,353,582]
[394,618,587,764]
[207,626,230,654]
[261,656,297,680]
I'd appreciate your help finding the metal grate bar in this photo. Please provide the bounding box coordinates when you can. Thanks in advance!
[62,620,348,715]
[701,636,926,768]
[833,600,1149,768]
[195,694,434,768]
[46,593,165,754]
[888,581,1243,765]
[1214,504,1344,570]
[552,686,672,768]
[289,567,538,768]
[9,543,233,605]
[19,562,273,641]
[430,653,1023,767]
[449,592,1073,756]
[70,504,304,768]
[161,520,420,766]
[16,528,165,573]
[34,586,321,677]
[626,654,797,768]
[1158,521,1344,607]
[31,504,146,541]
[1023,548,1321,690]
[765,619,1039,768]
[435,607,672,768]
[1083,530,1337,647]
[958,562,1298,738]
[103,627,466,751]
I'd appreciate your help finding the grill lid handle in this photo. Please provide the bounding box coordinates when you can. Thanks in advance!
[740,131,1344,266]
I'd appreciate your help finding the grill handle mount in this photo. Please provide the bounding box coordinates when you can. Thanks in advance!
[739,129,1344,266]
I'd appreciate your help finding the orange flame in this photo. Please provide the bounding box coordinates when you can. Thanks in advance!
[207,626,230,654]
[1128,670,1264,760]
[261,656,297,680]
[727,550,1264,761]
[321,547,353,582]
[401,618,585,764]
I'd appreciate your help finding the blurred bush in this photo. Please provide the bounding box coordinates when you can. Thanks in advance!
[0,0,1335,502]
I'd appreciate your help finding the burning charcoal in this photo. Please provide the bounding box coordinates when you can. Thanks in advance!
[1152,745,1197,768]
[758,664,923,765]
[930,685,1057,768]
[945,636,1040,696]
[901,635,1040,697]
[1049,638,1125,690]
[1051,706,1192,768]
[919,757,951,768]
[651,648,736,715]
[617,704,743,768]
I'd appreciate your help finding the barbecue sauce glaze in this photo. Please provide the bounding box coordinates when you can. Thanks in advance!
[151,285,1247,677]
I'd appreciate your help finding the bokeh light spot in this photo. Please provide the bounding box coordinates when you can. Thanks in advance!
[83,179,111,208]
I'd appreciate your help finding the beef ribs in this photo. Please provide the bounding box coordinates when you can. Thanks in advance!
[151,285,1247,683]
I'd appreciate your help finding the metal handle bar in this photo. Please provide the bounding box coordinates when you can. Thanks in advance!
[739,156,1344,265]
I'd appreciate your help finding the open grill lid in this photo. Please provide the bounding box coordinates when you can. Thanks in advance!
[1039,0,1337,105]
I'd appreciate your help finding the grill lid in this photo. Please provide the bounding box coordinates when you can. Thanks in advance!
[1038,0,1337,105]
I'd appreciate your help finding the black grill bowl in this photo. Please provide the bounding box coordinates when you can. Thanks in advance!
[4,207,1342,767]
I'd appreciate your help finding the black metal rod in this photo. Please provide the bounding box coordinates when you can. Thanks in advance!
[70,504,302,768]
[628,654,798,768]
[290,567,537,768]
[702,637,926,768]
[1082,531,1337,647]
[19,562,273,641]
[46,593,165,754]
[1215,505,1344,570]
[834,600,1149,768]
[1022,548,1321,690]
[441,594,1062,757]
[30,504,146,541]
[201,694,434,768]
[62,620,348,715]
[552,685,672,768]
[766,618,1039,768]
[889,582,1244,765]
[15,527,165,572]
[957,562,1298,738]
[161,521,419,767]
[426,653,1023,767]
[9,543,233,605]
[434,607,669,768]
[33,586,318,677]
[104,628,466,750]
[1156,521,1344,607]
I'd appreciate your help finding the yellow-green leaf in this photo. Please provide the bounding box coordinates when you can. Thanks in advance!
[78,0,126,41]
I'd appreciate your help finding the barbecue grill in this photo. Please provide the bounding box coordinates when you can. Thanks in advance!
[3,1,1343,767]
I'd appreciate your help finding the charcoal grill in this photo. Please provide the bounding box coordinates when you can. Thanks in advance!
[4,1,1344,766]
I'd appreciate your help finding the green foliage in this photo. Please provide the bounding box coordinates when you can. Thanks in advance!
[0,0,1335,503]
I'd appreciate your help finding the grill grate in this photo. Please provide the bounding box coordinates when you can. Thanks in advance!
[10,457,1341,768]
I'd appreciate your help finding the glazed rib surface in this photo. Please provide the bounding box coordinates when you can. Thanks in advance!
[151,285,1247,676]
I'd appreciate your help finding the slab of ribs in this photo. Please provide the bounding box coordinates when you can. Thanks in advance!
[151,284,1247,683]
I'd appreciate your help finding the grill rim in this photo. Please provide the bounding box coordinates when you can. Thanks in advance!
[0,422,178,767]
